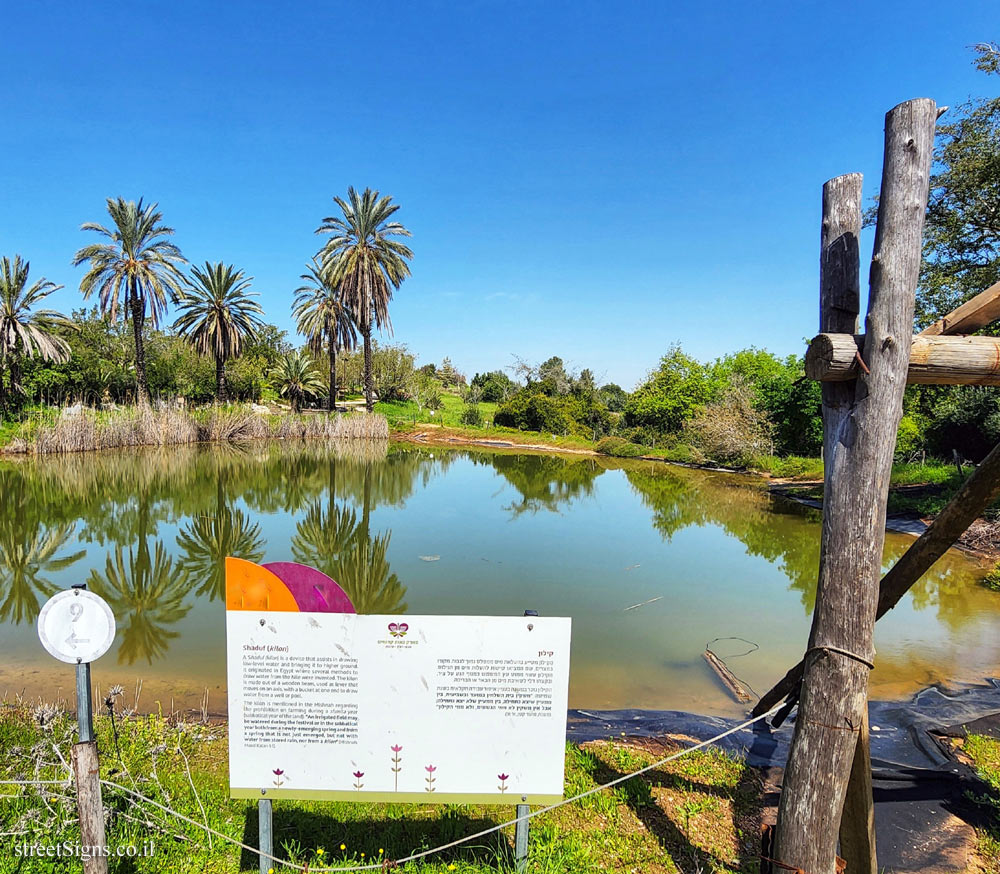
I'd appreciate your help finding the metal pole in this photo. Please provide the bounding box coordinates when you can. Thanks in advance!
[258,799,273,874]
[75,661,94,743]
[515,608,537,872]
[515,803,529,871]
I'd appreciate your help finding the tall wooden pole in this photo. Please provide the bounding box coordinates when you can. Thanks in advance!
[773,99,937,873]
[815,172,878,874]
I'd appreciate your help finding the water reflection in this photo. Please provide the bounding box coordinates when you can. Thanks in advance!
[0,443,996,713]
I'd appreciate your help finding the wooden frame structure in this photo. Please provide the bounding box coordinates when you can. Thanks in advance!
[762,99,1000,874]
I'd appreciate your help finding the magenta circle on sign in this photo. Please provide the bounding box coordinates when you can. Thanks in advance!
[262,562,356,614]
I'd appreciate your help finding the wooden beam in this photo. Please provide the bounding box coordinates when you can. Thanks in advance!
[752,432,1000,720]
[774,98,937,874]
[919,280,1000,336]
[840,708,877,874]
[805,333,1000,385]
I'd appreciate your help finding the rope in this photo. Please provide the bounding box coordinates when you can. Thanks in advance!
[96,705,782,872]
[804,645,875,671]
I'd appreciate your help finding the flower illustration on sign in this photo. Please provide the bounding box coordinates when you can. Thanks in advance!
[497,773,509,793]
[424,764,437,792]
[272,768,285,788]
[390,745,403,791]
[388,622,409,638]
[352,770,364,791]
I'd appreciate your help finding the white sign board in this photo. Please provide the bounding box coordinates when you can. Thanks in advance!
[226,613,572,803]
[37,588,116,664]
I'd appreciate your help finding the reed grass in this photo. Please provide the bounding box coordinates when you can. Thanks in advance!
[4,404,389,455]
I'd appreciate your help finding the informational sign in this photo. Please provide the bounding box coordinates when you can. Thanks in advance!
[37,588,116,664]
[224,559,572,804]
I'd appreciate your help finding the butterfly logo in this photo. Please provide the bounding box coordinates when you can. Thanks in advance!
[388,622,409,638]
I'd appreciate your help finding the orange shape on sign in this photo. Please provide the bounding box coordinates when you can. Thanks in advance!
[225,557,299,612]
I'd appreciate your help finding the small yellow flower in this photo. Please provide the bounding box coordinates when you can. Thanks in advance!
[340,843,346,851]
[448,865,457,871]
[379,848,384,854]
[268,869,274,874]
[361,852,365,858]
[316,848,325,856]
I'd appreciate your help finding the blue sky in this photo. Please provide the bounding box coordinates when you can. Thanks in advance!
[0,1,996,389]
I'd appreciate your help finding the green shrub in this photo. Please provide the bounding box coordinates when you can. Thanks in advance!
[595,436,645,457]
[983,564,1000,592]
[460,403,484,426]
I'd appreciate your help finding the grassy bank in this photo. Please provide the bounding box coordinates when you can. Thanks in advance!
[0,702,762,873]
[948,733,1000,870]
[0,406,388,455]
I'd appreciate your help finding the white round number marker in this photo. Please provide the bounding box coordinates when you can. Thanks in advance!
[37,589,116,664]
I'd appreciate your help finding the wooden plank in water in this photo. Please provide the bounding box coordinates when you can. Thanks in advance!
[703,648,752,703]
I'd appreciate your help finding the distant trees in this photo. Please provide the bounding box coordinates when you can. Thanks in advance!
[73,198,187,405]
[471,370,516,403]
[0,256,71,411]
[317,188,412,412]
[173,262,264,402]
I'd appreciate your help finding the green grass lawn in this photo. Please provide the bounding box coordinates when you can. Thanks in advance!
[952,733,1000,871]
[375,393,498,429]
[0,703,762,873]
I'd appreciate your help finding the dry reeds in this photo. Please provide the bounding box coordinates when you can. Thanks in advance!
[5,404,389,456]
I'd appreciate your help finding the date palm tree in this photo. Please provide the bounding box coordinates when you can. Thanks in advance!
[174,262,264,402]
[72,197,187,405]
[0,255,72,410]
[316,187,412,411]
[293,257,357,411]
[272,350,324,413]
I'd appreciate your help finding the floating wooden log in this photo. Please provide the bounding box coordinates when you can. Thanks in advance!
[703,648,752,703]
[805,333,1000,385]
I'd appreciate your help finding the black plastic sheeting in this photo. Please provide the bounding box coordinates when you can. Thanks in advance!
[567,677,1000,769]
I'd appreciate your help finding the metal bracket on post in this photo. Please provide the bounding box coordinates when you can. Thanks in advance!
[259,798,273,874]
[514,608,538,872]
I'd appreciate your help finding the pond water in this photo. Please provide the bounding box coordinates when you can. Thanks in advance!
[0,441,997,718]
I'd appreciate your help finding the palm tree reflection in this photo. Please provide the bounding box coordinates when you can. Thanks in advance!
[0,518,85,624]
[88,540,192,665]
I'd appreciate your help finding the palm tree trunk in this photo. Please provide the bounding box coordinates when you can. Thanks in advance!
[130,281,151,406]
[9,355,22,408]
[215,354,227,403]
[328,333,337,413]
[363,327,374,413]
[0,358,6,414]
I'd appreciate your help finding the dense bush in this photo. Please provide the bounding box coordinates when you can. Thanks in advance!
[460,402,484,426]
[623,346,721,435]
[595,436,645,457]
[494,392,572,434]
[471,370,517,403]
[684,378,773,466]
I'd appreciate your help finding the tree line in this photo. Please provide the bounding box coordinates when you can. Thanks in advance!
[0,186,412,415]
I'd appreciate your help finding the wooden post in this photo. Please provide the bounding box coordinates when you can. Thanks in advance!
[773,98,937,874]
[839,708,876,873]
[71,741,108,874]
[816,172,878,874]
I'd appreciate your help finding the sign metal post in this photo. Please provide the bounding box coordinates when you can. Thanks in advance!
[258,797,273,874]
